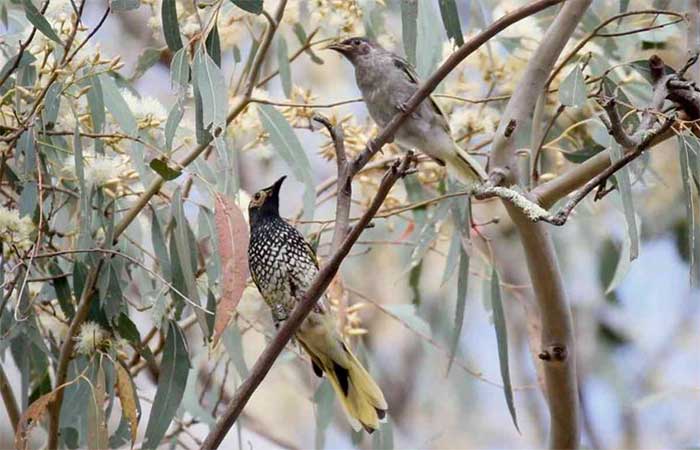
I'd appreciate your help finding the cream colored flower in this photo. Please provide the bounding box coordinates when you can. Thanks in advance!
[121,89,167,124]
[86,155,127,187]
[0,206,34,251]
[75,321,109,355]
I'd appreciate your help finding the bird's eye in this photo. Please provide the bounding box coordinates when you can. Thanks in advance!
[351,39,360,46]
[253,192,262,201]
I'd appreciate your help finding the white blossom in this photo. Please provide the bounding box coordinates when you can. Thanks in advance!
[75,321,109,355]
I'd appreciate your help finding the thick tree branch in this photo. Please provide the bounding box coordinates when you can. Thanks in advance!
[313,115,350,253]
[200,155,414,450]
[489,0,594,448]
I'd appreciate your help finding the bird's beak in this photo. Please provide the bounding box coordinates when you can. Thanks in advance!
[327,42,351,54]
[270,175,286,196]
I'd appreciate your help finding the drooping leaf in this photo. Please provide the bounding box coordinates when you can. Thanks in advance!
[677,134,700,287]
[49,262,74,319]
[416,0,444,78]
[229,0,263,15]
[490,268,520,433]
[206,23,222,68]
[193,48,227,132]
[400,0,418,66]
[257,104,316,222]
[212,195,250,345]
[100,75,138,136]
[222,325,249,379]
[559,64,587,108]
[115,362,139,446]
[131,47,162,81]
[23,0,61,44]
[142,321,190,449]
[438,0,464,46]
[292,23,323,64]
[170,48,190,89]
[276,36,292,97]
[86,363,108,450]
[181,367,216,426]
[161,0,183,52]
[447,244,469,374]
[383,304,431,338]
[609,139,639,261]
[164,100,185,152]
[150,212,172,282]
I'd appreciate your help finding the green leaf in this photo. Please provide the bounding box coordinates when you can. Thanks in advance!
[292,24,323,64]
[677,134,700,287]
[447,244,469,374]
[23,0,61,44]
[277,36,292,97]
[103,263,123,324]
[151,211,172,282]
[49,263,74,319]
[193,48,227,132]
[170,48,190,89]
[229,0,263,14]
[222,325,249,379]
[372,419,394,450]
[164,100,184,152]
[384,304,431,337]
[181,367,216,426]
[161,0,183,52]
[42,81,62,126]
[400,0,418,66]
[313,379,334,450]
[149,158,182,180]
[628,59,674,85]
[416,0,444,78]
[131,47,162,81]
[561,143,605,164]
[143,321,190,449]
[409,200,451,266]
[257,104,316,222]
[609,139,639,260]
[490,268,520,433]
[87,363,108,450]
[19,180,37,217]
[205,24,222,68]
[111,0,141,10]
[438,0,463,46]
[86,75,105,135]
[100,75,138,136]
[559,64,587,108]
[441,230,461,285]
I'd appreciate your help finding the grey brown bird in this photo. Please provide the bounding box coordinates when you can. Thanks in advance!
[247,176,387,433]
[328,37,487,189]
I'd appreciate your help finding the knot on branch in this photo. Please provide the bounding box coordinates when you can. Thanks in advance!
[538,344,569,362]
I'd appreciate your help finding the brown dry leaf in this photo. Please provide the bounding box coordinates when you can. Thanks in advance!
[211,194,250,346]
[115,362,139,446]
[15,390,59,450]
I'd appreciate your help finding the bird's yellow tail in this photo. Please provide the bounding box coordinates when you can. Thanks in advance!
[299,333,387,433]
[445,143,487,189]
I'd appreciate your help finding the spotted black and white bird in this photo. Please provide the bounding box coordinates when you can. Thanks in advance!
[247,176,387,433]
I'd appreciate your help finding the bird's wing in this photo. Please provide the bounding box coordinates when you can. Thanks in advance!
[391,56,451,134]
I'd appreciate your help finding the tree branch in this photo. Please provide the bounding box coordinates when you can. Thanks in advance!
[488,0,594,448]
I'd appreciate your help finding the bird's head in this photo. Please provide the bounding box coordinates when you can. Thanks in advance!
[327,37,378,63]
[248,175,286,226]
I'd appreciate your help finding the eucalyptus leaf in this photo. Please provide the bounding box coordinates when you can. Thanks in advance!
[206,24,222,68]
[257,104,316,222]
[170,48,190,89]
[313,379,334,450]
[490,268,520,433]
[277,36,292,97]
[111,0,141,10]
[193,48,227,132]
[142,321,190,449]
[100,75,138,136]
[400,0,418,66]
[416,0,444,78]
[230,0,263,14]
[161,0,183,52]
[23,0,62,44]
[384,304,431,338]
[609,139,639,260]
[559,64,587,108]
[438,0,464,46]
[149,158,182,180]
